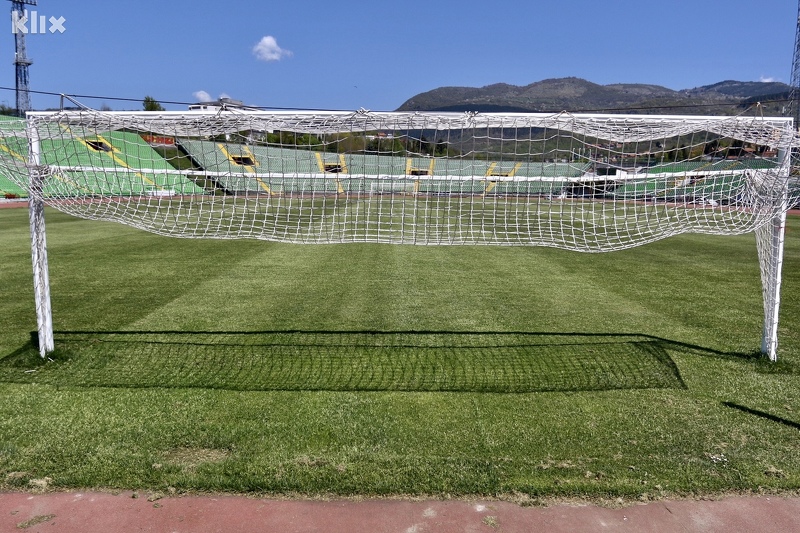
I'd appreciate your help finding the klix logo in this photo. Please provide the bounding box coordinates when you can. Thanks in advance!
[11,9,66,34]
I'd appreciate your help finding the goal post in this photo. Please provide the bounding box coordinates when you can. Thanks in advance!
[26,122,54,357]
[1,108,797,360]
[757,209,788,359]
[756,145,793,360]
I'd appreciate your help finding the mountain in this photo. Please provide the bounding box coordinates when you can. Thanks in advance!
[683,80,789,99]
[396,78,791,115]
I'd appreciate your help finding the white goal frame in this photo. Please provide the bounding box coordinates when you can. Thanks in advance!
[10,109,796,361]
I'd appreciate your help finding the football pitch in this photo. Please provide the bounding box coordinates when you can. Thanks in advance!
[0,206,799,499]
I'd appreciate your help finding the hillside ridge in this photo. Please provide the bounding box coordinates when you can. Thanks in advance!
[396,78,790,115]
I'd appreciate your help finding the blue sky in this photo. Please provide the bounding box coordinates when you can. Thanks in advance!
[1,0,797,111]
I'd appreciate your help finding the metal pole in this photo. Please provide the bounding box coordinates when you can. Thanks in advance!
[26,119,53,357]
[757,145,791,361]
[758,210,787,361]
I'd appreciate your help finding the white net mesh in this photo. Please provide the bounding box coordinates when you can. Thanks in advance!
[0,109,797,251]
[3,108,798,360]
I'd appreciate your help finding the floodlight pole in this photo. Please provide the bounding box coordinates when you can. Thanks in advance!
[26,119,53,357]
[10,0,36,116]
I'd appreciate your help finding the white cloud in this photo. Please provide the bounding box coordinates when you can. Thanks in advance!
[219,92,231,100]
[253,35,292,62]
[759,76,777,83]
[193,90,212,102]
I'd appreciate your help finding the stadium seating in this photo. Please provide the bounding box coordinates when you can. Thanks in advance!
[0,118,206,197]
[176,137,602,199]
[612,159,778,203]
[0,173,26,197]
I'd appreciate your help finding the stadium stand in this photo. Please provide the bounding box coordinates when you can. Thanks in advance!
[0,117,206,198]
[0,173,27,197]
[177,138,598,199]
[611,159,778,203]
[0,116,28,197]
[645,159,778,174]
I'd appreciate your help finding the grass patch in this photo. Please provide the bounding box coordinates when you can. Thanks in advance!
[0,207,798,499]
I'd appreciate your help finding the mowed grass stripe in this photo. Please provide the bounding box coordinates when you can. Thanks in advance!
[40,215,270,332]
[110,237,754,340]
[0,208,777,391]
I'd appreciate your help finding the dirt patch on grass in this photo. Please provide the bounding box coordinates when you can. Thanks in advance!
[162,447,230,472]
[294,455,329,469]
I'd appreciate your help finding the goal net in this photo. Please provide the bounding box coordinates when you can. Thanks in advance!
[0,108,797,359]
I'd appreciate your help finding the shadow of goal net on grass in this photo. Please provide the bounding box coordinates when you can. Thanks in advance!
[0,331,685,393]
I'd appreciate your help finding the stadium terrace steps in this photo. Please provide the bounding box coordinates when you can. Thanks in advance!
[3,122,776,202]
[646,159,778,174]
[0,121,206,197]
[0,173,26,197]
[614,159,777,201]
[176,139,592,196]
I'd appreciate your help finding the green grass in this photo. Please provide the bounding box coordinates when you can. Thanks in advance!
[0,206,799,500]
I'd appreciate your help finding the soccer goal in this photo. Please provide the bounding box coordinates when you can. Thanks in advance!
[1,107,797,360]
